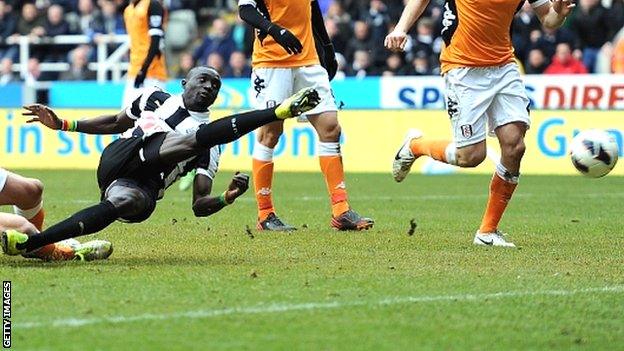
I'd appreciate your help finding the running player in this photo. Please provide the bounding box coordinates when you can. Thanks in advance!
[1,67,320,257]
[0,168,112,261]
[238,0,374,231]
[387,0,575,247]
[122,0,167,106]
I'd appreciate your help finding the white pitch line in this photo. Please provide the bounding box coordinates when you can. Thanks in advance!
[15,285,624,330]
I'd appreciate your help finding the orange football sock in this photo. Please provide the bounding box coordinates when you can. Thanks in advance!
[253,158,275,221]
[25,208,61,258]
[29,208,45,231]
[479,174,518,233]
[410,139,452,163]
[319,155,349,217]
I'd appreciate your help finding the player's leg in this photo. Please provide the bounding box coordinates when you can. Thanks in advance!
[474,63,530,248]
[0,213,38,236]
[299,65,374,230]
[392,68,490,181]
[153,86,319,168]
[0,170,45,230]
[0,170,76,259]
[248,68,295,230]
[475,64,530,246]
[477,122,526,235]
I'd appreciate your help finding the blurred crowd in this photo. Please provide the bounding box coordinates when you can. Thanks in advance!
[1,0,624,84]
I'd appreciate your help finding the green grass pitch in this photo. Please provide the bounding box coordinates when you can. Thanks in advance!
[1,170,623,350]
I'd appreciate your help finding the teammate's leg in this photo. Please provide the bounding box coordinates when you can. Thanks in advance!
[0,213,38,236]
[477,122,526,236]
[0,171,45,230]
[252,121,283,225]
[307,111,374,230]
[0,171,75,259]
[249,68,295,230]
[307,111,347,216]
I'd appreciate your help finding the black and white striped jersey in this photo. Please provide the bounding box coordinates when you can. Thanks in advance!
[125,87,220,196]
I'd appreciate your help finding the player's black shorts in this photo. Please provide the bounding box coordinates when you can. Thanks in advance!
[97,133,168,222]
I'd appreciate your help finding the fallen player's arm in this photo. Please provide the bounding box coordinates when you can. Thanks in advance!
[534,0,575,30]
[192,172,250,217]
[22,104,134,134]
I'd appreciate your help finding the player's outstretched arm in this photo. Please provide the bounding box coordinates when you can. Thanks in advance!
[238,1,303,54]
[192,172,249,217]
[534,0,575,30]
[384,0,431,52]
[22,104,134,134]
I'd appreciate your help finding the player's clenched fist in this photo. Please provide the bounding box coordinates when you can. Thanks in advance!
[22,104,62,130]
[384,29,408,52]
[227,172,250,200]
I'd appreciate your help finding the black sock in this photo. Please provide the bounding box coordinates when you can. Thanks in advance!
[195,107,278,148]
[18,201,119,252]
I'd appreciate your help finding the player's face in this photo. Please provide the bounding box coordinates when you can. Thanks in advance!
[184,68,221,110]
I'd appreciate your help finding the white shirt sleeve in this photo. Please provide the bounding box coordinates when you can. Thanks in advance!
[196,146,220,180]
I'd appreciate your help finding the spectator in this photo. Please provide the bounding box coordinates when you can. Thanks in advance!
[206,52,225,76]
[59,45,95,80]
[383,52,408,76]
[69,0,99,36]
[93,0,125,37]
[0,57,17,85]
[365,0,390,65]
[326,18,349,56]
[531,25,575,62]
[345,20,372,62]
[42,4,72,62]
[175,52,194,79]
[525,48,548,74]
[347,49,378,78]
[512,2,541,64]
[223,51,251,78]
[0,0,17,60]
[15,3,45,38]
[409,51,433,75]
[569,0,612,72]
[544,43,588,74]
[193,18,236,65]
[44,5,72,37]
[408,18,440,69]
[24,57,41,84]
[609,0,624,34]
[230,15,254,58]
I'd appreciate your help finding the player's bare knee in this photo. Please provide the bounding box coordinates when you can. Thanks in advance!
[502,140,526,162]
[15,178,44,208]
[258,129,283,148]
[318,123,341,142]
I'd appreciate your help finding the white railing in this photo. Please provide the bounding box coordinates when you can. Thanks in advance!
[4,34,130,83]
